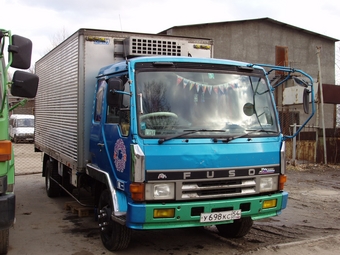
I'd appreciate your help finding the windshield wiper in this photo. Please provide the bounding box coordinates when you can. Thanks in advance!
[245,129,278,133]
[212,129,278,143]
[158,129,225,144]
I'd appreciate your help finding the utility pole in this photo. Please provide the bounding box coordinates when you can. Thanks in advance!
[316,46,327,165]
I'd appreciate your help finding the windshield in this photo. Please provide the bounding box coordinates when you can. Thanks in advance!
[136,66,278,139]
[17,119,34,127]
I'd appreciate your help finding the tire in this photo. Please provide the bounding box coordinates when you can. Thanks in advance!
[0,229,9,254]
[98,189,131,251]
[45,160,61,198]
[216,217,253,238]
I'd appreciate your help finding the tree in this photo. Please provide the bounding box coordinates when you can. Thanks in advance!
[50,27,69,49]
[43,27,70,55]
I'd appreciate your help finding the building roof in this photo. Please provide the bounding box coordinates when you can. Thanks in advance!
[159,17,339,42]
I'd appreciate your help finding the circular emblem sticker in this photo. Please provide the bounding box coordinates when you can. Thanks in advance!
[113,139,127,172]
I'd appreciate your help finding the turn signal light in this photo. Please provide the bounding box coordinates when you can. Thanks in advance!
[263,199,277,209]
[130,182,145,201]
[0,140,12,161]
[279,175,287,190]
[154,209,175,218]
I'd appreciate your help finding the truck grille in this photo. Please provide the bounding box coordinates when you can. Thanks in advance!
[124,36,186,57]
[146,167,280,201]
[180,178,256,200]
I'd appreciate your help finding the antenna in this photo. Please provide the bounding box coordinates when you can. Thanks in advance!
[119,14,123,31]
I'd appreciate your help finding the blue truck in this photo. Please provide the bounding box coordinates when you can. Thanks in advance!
[34,28,314,251]
[0,29,38,254]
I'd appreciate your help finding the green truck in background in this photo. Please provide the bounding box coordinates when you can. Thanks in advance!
[0,29,38,254]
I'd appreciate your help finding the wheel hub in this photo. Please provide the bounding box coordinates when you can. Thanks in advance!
[98,206,112,233]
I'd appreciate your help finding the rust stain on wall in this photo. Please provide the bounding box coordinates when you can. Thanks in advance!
[285,128,340,164]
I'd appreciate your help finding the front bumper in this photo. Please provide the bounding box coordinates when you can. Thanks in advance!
[0,193,15,230]
[126,191,288,230]
[13,135,34,142]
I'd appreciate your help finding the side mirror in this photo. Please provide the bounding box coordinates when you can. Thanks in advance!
[303,88,310,114]
[11,71,39,98]
[293,77,309,88]
[107,78,124,107]
[294,77,310,114]
[243,103,254,116]
[8,35,33,69]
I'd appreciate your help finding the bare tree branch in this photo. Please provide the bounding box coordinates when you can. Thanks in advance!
[50,27,69,48]
[42,27,70,55]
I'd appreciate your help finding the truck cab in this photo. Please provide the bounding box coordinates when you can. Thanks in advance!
[0,29,38,254]
[88,56,313,250]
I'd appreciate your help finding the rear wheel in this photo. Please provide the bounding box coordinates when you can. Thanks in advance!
[0,229,9,254]
[98,189,131,251]
[216,217,253,238]
[45,160,60,197]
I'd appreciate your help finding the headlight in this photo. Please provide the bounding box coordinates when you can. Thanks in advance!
[145,183,175,200]
[259,176,278,192]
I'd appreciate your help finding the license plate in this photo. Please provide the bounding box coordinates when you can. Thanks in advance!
[200,210,241,223]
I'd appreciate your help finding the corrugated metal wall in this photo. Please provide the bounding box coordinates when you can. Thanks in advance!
[35,35,79,165]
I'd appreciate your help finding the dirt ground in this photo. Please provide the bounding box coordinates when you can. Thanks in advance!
[235,163,340,254]
[9,143,340,254]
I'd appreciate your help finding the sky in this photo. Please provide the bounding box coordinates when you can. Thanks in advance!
[2,0,340,66]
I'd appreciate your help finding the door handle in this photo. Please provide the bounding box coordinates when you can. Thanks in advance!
[97,143,104,147]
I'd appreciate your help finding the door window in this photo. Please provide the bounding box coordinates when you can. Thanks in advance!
[106,75,130,136]
[95,80,106,122]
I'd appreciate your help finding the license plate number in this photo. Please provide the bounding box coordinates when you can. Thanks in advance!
[200,210,241,223]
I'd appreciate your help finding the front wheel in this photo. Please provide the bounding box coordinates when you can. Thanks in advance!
[0,229,9,254]
[98,189,131,251]
[216,217,253,238]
